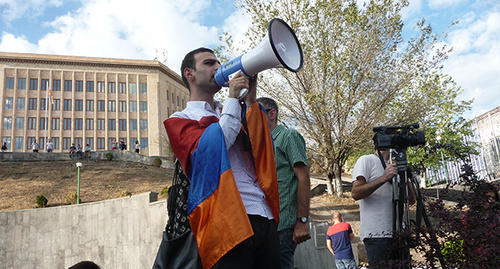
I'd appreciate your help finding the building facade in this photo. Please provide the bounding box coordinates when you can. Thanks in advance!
[0,52,189,157]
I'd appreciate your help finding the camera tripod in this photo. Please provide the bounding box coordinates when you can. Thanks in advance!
[390,148,446,269]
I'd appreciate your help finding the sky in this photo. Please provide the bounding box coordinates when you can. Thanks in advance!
[0,0,498,119]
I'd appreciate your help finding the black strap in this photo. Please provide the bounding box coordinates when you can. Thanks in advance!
[239,100,252,152]
[377,149,387,169]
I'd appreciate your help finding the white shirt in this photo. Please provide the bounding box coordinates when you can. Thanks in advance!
[170,98,274,220]
[352,154,394,240]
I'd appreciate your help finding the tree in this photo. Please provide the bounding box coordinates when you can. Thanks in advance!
[227,0,471,196]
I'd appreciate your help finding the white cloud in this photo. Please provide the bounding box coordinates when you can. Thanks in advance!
[0,0,62,21]
[0,32,38,52]
[428,0,468,10]
[1,0,226,75]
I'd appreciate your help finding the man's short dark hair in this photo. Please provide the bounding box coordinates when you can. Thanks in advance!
[256,97,279,121]
[181,47,214,91]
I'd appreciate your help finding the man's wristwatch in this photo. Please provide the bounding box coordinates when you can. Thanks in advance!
[297,217,308,223]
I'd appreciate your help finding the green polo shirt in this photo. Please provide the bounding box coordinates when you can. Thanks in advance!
[272,124,308,231]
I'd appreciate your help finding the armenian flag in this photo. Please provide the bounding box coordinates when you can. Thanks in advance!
[164,102,278,268]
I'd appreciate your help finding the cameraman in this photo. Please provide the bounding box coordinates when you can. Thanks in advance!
[351,135,415,268]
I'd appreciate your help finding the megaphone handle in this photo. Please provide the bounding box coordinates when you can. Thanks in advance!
[239,88,248,99]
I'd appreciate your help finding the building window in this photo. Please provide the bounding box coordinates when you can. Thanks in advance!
[139,101,147,112]
[140,119,147,131]
[130,138,136,149]
[6,77,14,89]
[108,82,116,93]
[63,137,71,150]
[177,96,180,106]
[51,137,59,149]
[64,99,72,111]
[108,101,116,112]
[3,117,12,129]
[52,118,60,130]
[28,117,36,129]
[86,119,94,130]
[167,89,169,100]
[129,101,137,112]
[41,79,49,91]
[52,99,60,111]
[97,138,105,149]
[97,100,105,111]
[108,119,116,130]
[75,138,82,148]
[30,78,38,90]
[119,119,127,131]
[119,101,126,112]
[171,93,174,103]
[63,118,71,130]
[129,119,137,131]
[75,118,83,130]
[139,83,147,94]
[86,100,94,111]
[97,119,105,130]
[40,99,46,110]
[86,81,94,92]
[53,79,61,91]
[86,137,93,149]
[4,97,13,109]
[18,78,26,90]
[27,137,36,150]
[15,137,24,150]
[16,117,24,129]
[119,82,126,93]
[97,81,105,92]
[17,97,25,110]
[129,83,137,94]
[29,98,37,110]
[75,99,83,111]
[39,137,45,150]
[140,138,148,149]
[64,80,72,91]
[75,81,83,92]
[3,137,11,150]
[39,118,46,130]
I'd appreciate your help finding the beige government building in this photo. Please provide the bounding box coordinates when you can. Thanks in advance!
[0,52,189,157]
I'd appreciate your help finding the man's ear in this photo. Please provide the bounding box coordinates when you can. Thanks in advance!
[184,68,194,82]
[269,109,277,122]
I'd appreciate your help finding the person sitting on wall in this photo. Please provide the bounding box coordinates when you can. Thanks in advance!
[69,143,77,157]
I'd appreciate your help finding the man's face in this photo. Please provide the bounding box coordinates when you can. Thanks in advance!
[192,51,221,93]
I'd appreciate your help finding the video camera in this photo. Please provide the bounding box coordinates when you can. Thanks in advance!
[373,123,426,150]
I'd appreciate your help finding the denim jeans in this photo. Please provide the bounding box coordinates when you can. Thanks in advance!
[278,228,297,269]
[335,258,357,269]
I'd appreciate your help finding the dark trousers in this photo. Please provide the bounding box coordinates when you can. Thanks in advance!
[212,215,281,269]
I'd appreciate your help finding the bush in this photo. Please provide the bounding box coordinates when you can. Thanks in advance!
[160,186,170,197]
[153,157,162,167]
[65,192,78,204]
[120,190,132,197]
[105,152,114,161]
[36,195,48,208]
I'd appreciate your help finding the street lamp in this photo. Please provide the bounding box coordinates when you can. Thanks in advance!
[76,162,82,204]
[436,131,449,184]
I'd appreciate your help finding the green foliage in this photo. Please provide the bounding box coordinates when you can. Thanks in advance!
[36,194,48,208]
[153,157,162,167]
[105,152,114,161]
[120,190,132,197]
[160,186,170,197]
[65,192,78,204]
[441,240,465,264]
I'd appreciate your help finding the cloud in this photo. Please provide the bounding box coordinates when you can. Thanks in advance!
[1,0,226,75]
[428,0,468,10]
[443,10,500,117]
[0,32,38,52]
[0,0,62,21]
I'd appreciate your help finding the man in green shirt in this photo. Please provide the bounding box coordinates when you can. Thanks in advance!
[257,97,311,269]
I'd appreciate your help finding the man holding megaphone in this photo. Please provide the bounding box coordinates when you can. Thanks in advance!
[164,47,281,268]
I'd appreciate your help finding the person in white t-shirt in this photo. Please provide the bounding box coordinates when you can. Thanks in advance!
[351,134,415,268]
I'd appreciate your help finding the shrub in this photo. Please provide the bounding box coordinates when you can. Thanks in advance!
[160,186,170,197]
[65,192,78,204]
[120,190,132,197]
[36,195,48,208]
[105,152,114,161]
[153,157,162,167]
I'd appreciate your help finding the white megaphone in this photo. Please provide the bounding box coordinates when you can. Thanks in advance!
[215,18,303,99]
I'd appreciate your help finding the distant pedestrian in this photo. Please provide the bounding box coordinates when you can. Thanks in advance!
[85,144,91,158]
[326,212,357,269]
[111,139,118,150]
[46,139,54,153]
[134,140,140,153]
[1,142,7,152]
[31,139,40,153]
[69,143,77,157]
